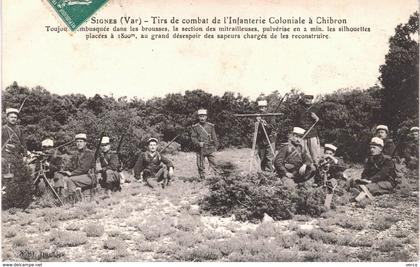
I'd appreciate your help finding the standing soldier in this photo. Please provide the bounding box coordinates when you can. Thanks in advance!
[274,127,315,188]
[296,95,321,163]
[401,126,419,169]
[55,133,95,200]
[256,100,275,172]
[133,138,174,188]
[350,137,397,202]
[191,109,219,180]
[2,108,27,178]
[97,136,121,193]
[374,125,396,156]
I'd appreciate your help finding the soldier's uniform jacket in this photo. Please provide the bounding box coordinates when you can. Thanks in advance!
[191,122,219,155]
[256,118,275,145]
[382,138,396,157]
[68,148,95,176]
[361,153,397,187]
[274,141,312,177]
[133,151,174,179]
[99,151,120,171]
[1,124,27,156]
[296,105,319,139]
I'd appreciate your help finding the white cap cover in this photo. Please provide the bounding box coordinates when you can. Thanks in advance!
[6,108,19,115]
[293,127,305,136]
[324,144,337,152]
[376,125,388,132]
[41,139,54,147]
[258,100,267,107]
[75,133,87,140]
[101,136,110,144]
[370,137,384,147]
[197,109,207,115]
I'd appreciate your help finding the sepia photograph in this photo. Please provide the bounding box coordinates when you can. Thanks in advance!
[1,0,419,264]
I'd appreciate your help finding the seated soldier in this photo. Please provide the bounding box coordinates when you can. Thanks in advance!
[375,125,396,157]
[401,126,419,170]
[315,144,347,189]
[274,127,315,188]
[133,138,174,188]
[97,136,121,193]
[55,133,95,199]
[350,137,397,201]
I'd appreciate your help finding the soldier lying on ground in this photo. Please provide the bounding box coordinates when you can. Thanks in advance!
[274,127,315,189]
[133,138,174,188]
[96,136,121,194]
[349,137,397,202]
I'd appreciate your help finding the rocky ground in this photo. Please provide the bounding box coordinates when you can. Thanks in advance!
[1,148,419,262]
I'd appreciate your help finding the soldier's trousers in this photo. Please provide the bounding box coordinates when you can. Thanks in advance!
[99,170,121,190]
[196,152,217,179]
[54,173,93,192]
[303,136,321,163]
[365,181,393,195]
[257,144,274,172]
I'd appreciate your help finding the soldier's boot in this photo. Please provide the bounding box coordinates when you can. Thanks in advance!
[75,187,83,202]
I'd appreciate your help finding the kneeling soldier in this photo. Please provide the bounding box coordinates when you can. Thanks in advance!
[133,138,174,188]
[351,137,397,201]
[274,127,315,188]
[55,133,95,199]
[97,136,121,193]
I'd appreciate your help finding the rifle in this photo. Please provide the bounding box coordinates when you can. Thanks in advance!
[116,133,126,171]
[18,97,28,112]
[90,132,105,200]
[273,92,289,114]
[233,113,283,118]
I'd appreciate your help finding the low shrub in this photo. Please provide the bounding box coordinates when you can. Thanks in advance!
[12,235,28,247]
[83,223,105,237]
[50,230,87,247]
[201,171,330,222]
[103,238,126,250]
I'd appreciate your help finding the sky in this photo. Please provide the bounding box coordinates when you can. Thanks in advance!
[2,0,418,100]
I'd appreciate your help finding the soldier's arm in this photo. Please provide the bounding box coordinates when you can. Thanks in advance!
[108,153,121,171]
[160,155,174,169]
[71,151,95,176]
[273,145,288,176]
[133,153,145,179]
[19,128,27,156]
[190,127,200,148]
[211,125,219,149]
[369,159,395,183]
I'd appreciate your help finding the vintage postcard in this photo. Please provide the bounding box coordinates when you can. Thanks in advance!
[1,0,419,265]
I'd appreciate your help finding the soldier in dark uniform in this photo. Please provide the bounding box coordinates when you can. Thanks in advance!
[256,100,275,172]
[55,133,95,197]
[2,108,27,178]
[401,126,419,169]
[315,143,347,188]
[133,138,174,188]
[351,137,397,201]
[296,95,321,163]
[190,109,219,180]
[274,127,315,188]
[96,136,121,192]
[374,125,396,156]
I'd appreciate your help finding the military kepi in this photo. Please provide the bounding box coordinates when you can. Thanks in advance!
[5,108,19,116]
[147,137,159,144]
[293,127,305,136]
[257,100,267,107]
[376,125,389,133]
[197,109,207,115]
[101,136,110,144]
[370,137,384,147]
[324,144,337,152]
[42,138,54,147]
[75,133,87,140]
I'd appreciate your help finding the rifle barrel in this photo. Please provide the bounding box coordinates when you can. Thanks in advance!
[233,113,283,117]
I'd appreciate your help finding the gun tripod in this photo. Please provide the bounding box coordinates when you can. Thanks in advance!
[33,162,64,206]
[249,119,276,172]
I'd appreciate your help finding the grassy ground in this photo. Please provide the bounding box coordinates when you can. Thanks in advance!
[1,148,419,262]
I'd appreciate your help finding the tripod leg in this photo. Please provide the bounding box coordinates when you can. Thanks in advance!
[261,124,275,156]
[42,175,64,206]
[249,121,259,172]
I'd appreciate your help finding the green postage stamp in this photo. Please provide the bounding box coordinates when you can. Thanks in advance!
[46,0,109,31]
